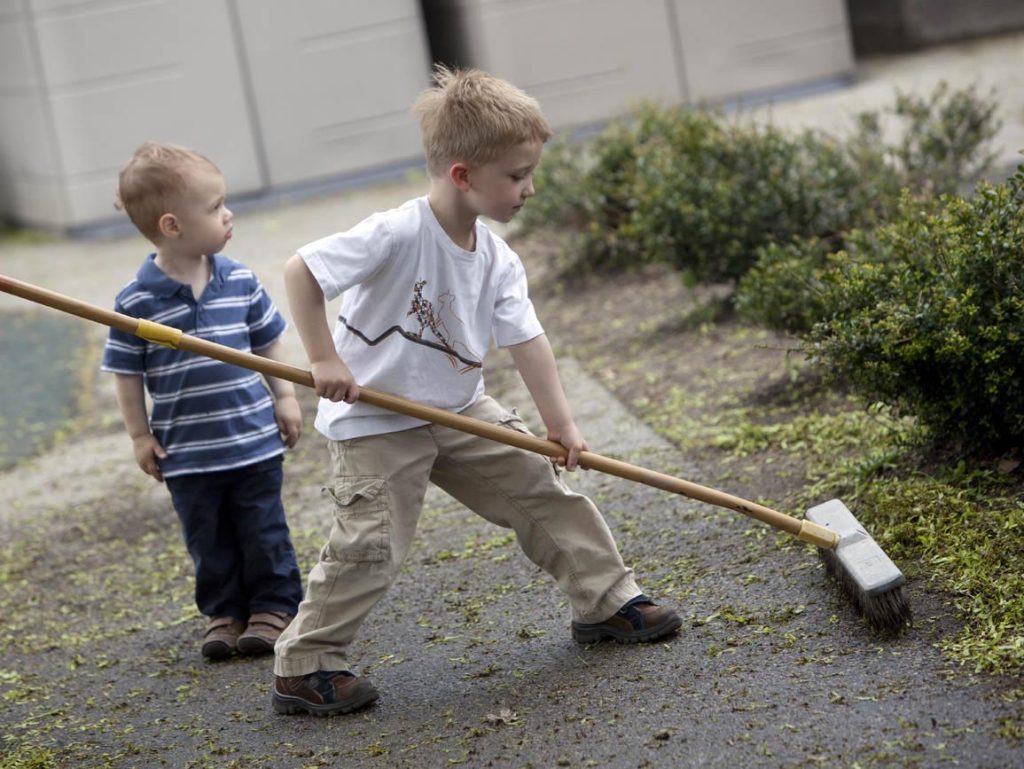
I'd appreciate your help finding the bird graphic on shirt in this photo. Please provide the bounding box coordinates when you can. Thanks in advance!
[408,280,451,346]
[406,279,479,371]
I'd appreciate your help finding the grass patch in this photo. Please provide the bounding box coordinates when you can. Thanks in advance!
[0,740,58,769]
[632,330,1024,676]
[836,476,1024,675]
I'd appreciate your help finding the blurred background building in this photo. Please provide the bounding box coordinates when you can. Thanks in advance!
[1,0,1021,234]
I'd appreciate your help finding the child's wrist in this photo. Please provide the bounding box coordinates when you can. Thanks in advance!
[546,418,577,434]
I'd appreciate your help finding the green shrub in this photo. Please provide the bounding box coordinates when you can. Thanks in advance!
[736,222,930,336]
[520,105,724,272]
[806,168,1024,451]
[524,106,887,281]
[524,83,999,295]
[735,83,1000,334]
[885,81,1001,196]
[734,237,835,334]
[632,122,906,284]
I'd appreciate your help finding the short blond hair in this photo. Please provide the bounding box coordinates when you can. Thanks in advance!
[412,66,552,177]
[115,142,219,242]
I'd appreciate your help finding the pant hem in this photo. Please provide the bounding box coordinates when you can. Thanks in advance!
[273,652,351,678]
[572,575,643,623]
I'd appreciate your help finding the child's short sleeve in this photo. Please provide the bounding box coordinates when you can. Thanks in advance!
[492,255,544,348]
[100,299,146,375]
[246,276,287,351]
[297,213,393,301]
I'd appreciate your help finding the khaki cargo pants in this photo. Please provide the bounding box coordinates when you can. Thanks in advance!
[274,395,640,677]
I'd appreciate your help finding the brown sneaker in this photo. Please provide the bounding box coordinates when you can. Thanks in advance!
[571,594,682,644]
[201,616,246,659]
[272,670,379,716]
[237,611,293,656]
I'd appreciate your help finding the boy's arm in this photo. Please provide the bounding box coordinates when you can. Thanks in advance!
[507,334,588,470]
[252,338,302,448]
[113,373,167,482]
[283,254,359,403]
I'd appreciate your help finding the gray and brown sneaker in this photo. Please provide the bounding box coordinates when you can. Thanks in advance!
[571,594,682,644]
[201,616,246,659]
[237,611,293,656]
[272,670,379,716]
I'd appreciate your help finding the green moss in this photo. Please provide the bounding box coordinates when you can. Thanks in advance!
[0,740,58,769]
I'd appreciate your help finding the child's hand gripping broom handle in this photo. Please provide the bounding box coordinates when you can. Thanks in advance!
[0,273,839,549]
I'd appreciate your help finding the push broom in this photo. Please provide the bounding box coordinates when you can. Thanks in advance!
[0,274,911,633]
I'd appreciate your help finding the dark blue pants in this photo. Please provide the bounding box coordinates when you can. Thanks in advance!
[165,456,303,620]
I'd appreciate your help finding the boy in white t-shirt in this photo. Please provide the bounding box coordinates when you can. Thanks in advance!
[271,67,681,716]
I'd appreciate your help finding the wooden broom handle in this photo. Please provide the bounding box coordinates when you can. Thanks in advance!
[0,273,838,547]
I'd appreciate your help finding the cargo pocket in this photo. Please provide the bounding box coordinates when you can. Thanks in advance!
[497,407,531,435]
[323,476,390,562]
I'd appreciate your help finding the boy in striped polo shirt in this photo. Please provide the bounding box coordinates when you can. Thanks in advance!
[102,143,304,660]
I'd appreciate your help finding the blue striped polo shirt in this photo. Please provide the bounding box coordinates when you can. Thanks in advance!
[101,254,287,478]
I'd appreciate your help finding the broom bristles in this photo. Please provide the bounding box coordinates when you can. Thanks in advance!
[818,546,912,634]
[807,499,912,635]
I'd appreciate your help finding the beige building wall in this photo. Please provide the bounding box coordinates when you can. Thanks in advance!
[0,0,852,231]
[0,0,431,232]
[673,0,854,103]
[423,0,685,129]
[423,0,853,124]
[0,5,66,228]
[231,1,430,188]
[0,0,262,231]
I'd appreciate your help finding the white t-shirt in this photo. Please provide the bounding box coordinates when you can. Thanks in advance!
[299,196,544,440]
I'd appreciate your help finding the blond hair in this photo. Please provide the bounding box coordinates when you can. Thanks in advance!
[115,142,219,242]
[412,66,552,177]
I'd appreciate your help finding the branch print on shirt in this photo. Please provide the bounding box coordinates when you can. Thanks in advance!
[338,279,482,372]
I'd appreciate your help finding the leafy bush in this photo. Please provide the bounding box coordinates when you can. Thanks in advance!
[524,83,999,294]
[733,237,835,334]
[523,105,888,280]
[519,105,723,272]
[884,81,1000,196]
[625,123,870,283]
[805,169,1024,451]
[735,83,1000,334]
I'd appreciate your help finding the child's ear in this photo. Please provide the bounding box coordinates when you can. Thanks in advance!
[449,162,472,192]
[157,213,180,239]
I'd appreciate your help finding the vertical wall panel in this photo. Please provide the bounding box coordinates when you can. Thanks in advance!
[424,0,684,130]
[232,0,430,187]
[0,5,67,226]
[672,0,854,103]
[10,0,262,229]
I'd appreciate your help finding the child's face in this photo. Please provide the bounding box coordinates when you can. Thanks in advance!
[465,139,543,223]
[165,164,233,255]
